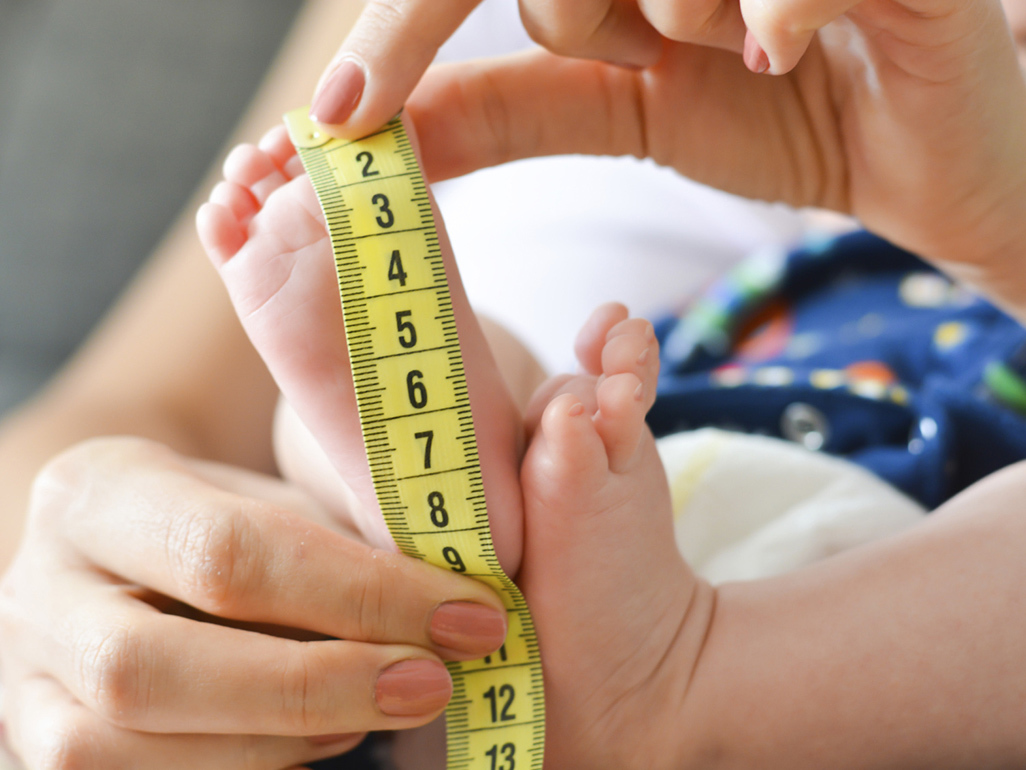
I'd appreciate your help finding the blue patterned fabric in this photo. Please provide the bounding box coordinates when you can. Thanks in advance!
[649,230,1026,509]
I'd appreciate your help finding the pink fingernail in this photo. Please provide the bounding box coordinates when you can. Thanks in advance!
[376,660,452,716]
[568,402,585,417]
[634,383,644,400]
[430,602,507,657]
[637,347,650,365]
[743,31,770,74]
[311,59,365,125]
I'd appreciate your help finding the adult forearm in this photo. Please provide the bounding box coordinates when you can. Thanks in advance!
[683,461,1026,768]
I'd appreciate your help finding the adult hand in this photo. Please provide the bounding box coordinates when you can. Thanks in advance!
[313,0,1026,312]
[309,0,741,138]
[0,437,507,769]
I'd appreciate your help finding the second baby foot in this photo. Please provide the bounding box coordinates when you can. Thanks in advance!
[519,304,711,768]
[197,117,526,574]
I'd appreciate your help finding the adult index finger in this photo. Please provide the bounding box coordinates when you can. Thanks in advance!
[310,0,483,138]
[37,438,508,661]
[406,50,651,183]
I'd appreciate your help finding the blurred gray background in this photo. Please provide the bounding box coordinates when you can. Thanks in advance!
[0,0,303,415]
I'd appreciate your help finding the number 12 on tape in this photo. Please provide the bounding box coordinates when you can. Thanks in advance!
[284,108,544,770]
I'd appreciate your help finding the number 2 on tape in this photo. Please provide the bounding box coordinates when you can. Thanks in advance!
[284,108,545,770]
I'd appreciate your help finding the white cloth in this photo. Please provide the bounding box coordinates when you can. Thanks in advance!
[658,429,926,584]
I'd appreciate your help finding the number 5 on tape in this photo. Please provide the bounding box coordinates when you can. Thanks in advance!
[284,108,545,770]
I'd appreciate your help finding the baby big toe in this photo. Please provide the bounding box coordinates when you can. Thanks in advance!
[539,393,609,486]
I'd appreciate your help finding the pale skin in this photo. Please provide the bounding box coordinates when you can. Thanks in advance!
[198,120,682,767]
[318,0,1026,324]
[197,116,527,575]
[3,0,1026,769]
[0,2,506,767]
[201,107,1026,770]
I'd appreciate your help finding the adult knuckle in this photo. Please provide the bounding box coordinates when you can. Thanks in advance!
[33,722,96,770]
[469,70,518,167]
[640,0,718,41]
[28,437,160,531]
[643,8,689,39]
[278,646,330,734]
[521,7,589,55]
[74,623,150,726]
[362,0,406,33]
[350,555,389,641]
[167,503,258,615]
[16,686,123,770]
[28,444,100,530]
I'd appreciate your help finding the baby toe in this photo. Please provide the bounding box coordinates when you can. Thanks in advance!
[593,372,646,473]
[223,144,289,205]
[258,125,300,175]
[538,392,610,487]
[196,202,247,266]
[601,319,659,407]
[574,303,629,375]
[210,181,259,226]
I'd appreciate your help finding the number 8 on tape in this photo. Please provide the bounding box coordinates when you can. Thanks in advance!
[284,108,545,770]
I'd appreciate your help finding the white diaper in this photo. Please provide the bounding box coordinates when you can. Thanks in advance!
[658,428,926,584]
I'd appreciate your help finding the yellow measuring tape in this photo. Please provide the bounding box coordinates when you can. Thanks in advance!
[284,108,544,770]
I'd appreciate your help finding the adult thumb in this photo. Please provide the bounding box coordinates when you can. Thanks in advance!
[311,0,483,138]
[407,49,647,182]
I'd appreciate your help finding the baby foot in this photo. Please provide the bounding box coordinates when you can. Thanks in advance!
[519,303,715,769]
[196,117,525,574]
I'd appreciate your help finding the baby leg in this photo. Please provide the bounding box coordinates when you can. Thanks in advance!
[519,303,713,769]
[196,117,525,573]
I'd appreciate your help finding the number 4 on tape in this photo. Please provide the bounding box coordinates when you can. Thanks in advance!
[284,107,545,770]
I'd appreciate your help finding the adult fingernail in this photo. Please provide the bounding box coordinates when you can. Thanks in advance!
[743,31,770,75]
[430,602,507,656]
[311,59,365,125]
[376,660,452,716]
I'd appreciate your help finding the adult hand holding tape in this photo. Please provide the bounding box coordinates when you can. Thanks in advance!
[0,437,506,769]
[312,0,1026,320]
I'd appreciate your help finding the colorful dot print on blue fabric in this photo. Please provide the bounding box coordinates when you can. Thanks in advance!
[648,230,1026,509]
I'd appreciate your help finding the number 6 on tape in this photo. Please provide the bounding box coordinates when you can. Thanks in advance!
[284,108,545,770]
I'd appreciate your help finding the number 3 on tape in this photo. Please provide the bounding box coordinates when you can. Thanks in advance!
[284,108,545,770]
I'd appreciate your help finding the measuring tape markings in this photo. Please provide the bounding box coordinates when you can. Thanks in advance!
[285,109,544,770]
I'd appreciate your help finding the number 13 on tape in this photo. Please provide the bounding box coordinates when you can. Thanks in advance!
[284,108,544,770]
